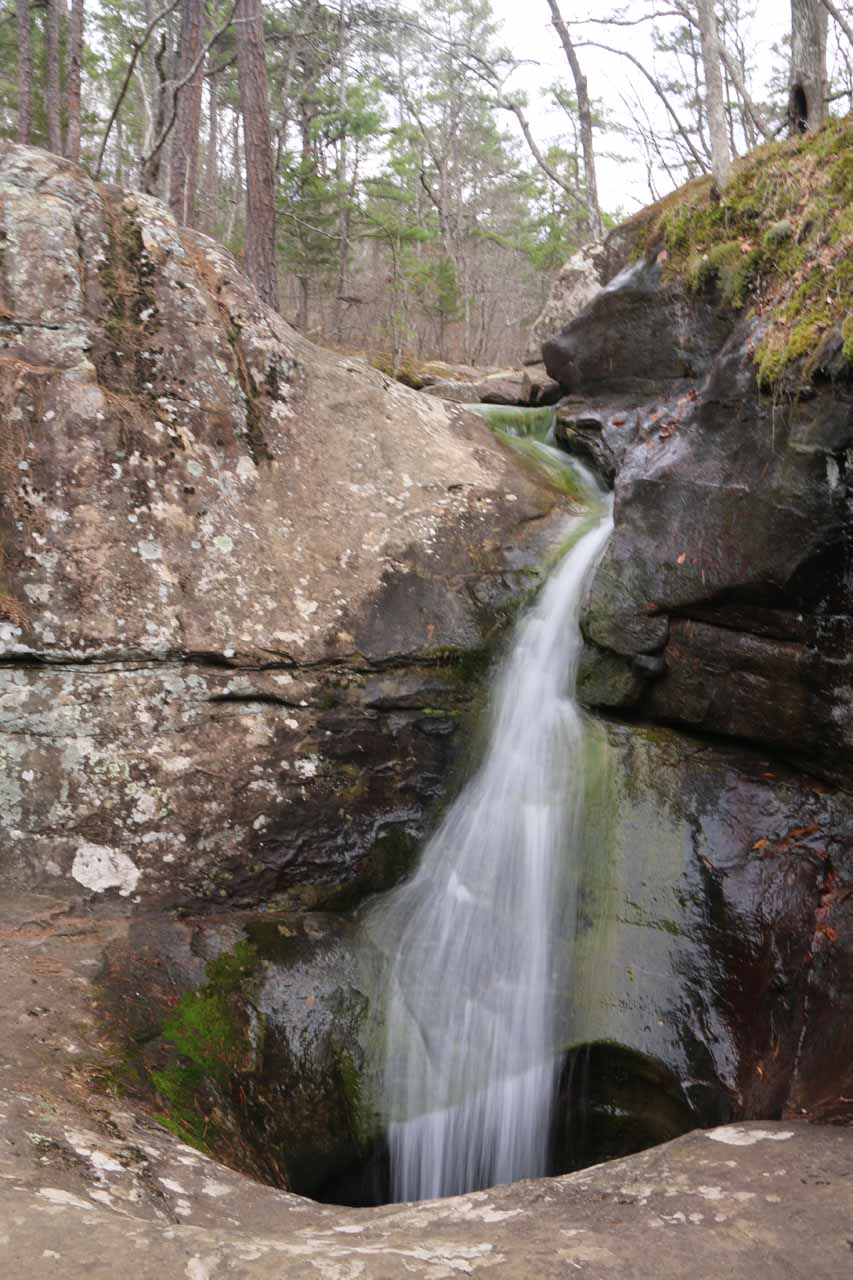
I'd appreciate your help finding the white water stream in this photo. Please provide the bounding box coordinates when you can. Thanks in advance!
[373,455,613,1202]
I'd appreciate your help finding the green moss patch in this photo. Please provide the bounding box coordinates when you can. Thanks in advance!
[636,114,853,388]
[150,941,260,1150]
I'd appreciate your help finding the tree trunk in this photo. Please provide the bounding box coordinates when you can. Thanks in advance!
[203,72,219,233]
[334,0,350,343]
[696,0,731,188]
[45,0,63,155]
[225,108,242,243]
[141,32,171,195]
[170,0,205,225]
[235,0,278,309]
[16,0,32,145]
[545,0,603,239]
[64,0,85,162]
[789,0,829,132]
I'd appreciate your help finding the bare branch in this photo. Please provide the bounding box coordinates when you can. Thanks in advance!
[95,0,183,178]
[817,0,853,48]
[142,0,238,189]
[575,39,709,172]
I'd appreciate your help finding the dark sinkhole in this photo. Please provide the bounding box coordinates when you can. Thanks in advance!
[101,915,712,1210]
[316,1042,701,1208]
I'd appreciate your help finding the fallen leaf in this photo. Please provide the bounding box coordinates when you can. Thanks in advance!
[676,552,686,565]
[752,837,770,850]
[817,924,838,943]
[789,824,819,839]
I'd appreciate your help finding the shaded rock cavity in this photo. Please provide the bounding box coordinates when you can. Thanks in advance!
[99,912,702,1209]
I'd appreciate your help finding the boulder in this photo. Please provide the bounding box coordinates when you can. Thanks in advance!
[422,367,561,408]
[543,255,736,394]
[0,144,568,912]
[524,240,608,365]
[545,247,853,781]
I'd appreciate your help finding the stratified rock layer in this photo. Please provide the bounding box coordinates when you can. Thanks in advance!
[0,144,566,910]
[545,251,853,783]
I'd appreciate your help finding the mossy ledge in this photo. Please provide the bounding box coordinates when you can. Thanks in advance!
[626,113,853,389]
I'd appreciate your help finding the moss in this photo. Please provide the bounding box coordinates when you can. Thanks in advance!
[423,643,494,686]
[335,1046,374,1150]
[149,940,260,1152]
[685,240,763,310]
[644,113,853,387]
[367,350,428,388]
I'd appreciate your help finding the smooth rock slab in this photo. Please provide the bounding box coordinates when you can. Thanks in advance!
[1,1121,850,1278]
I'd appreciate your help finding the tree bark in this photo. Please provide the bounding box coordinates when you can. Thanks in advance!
[334,0,350,342]
[170,0,206,225]
[203,71,219,232]
[235,0,278,309]
[545,0,603,239]
[64,0,85,162]
[789,0,829,132]
[16,0,32,145]
[46,0,63,155]
[696,0,731,188]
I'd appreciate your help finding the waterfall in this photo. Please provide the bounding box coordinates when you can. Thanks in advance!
[370,439,613,1203]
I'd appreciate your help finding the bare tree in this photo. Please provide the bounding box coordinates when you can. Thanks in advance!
[16,0,32,145]
[789,0,829,130]
[236,0,278,308]
[65,0,85,163]
[170,0,206,225]
[46,0,63,155]
[696,0,731,187]
[545,0,603,238]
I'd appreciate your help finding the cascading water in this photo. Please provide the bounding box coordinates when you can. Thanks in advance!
[369,415,613,1203]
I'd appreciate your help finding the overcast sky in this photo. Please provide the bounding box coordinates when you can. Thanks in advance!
[485,1,794,213]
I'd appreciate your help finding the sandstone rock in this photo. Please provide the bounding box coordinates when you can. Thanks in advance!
[2,887,852,1276]
[550,249,853,781]
[524,240,608,365]
[0,886,850,1280]
[573,721,853,1125]
[420,379,482,403]
[92,719,853,1205]
[422,367,561,409]
[0,144,567,912]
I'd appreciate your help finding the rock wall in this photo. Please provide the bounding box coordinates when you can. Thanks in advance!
[0,144,567,911]
[544,250,853,785]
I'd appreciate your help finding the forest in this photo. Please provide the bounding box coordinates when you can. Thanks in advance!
[2,1,852,372]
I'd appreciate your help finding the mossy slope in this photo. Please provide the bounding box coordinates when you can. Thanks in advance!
[626,114,853,387]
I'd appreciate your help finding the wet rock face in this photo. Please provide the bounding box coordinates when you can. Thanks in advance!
[98,720,853,1200]
[543,258,736,396]
[545,255,853,782]
[0,144,565,911]
[574,722,853,1127]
